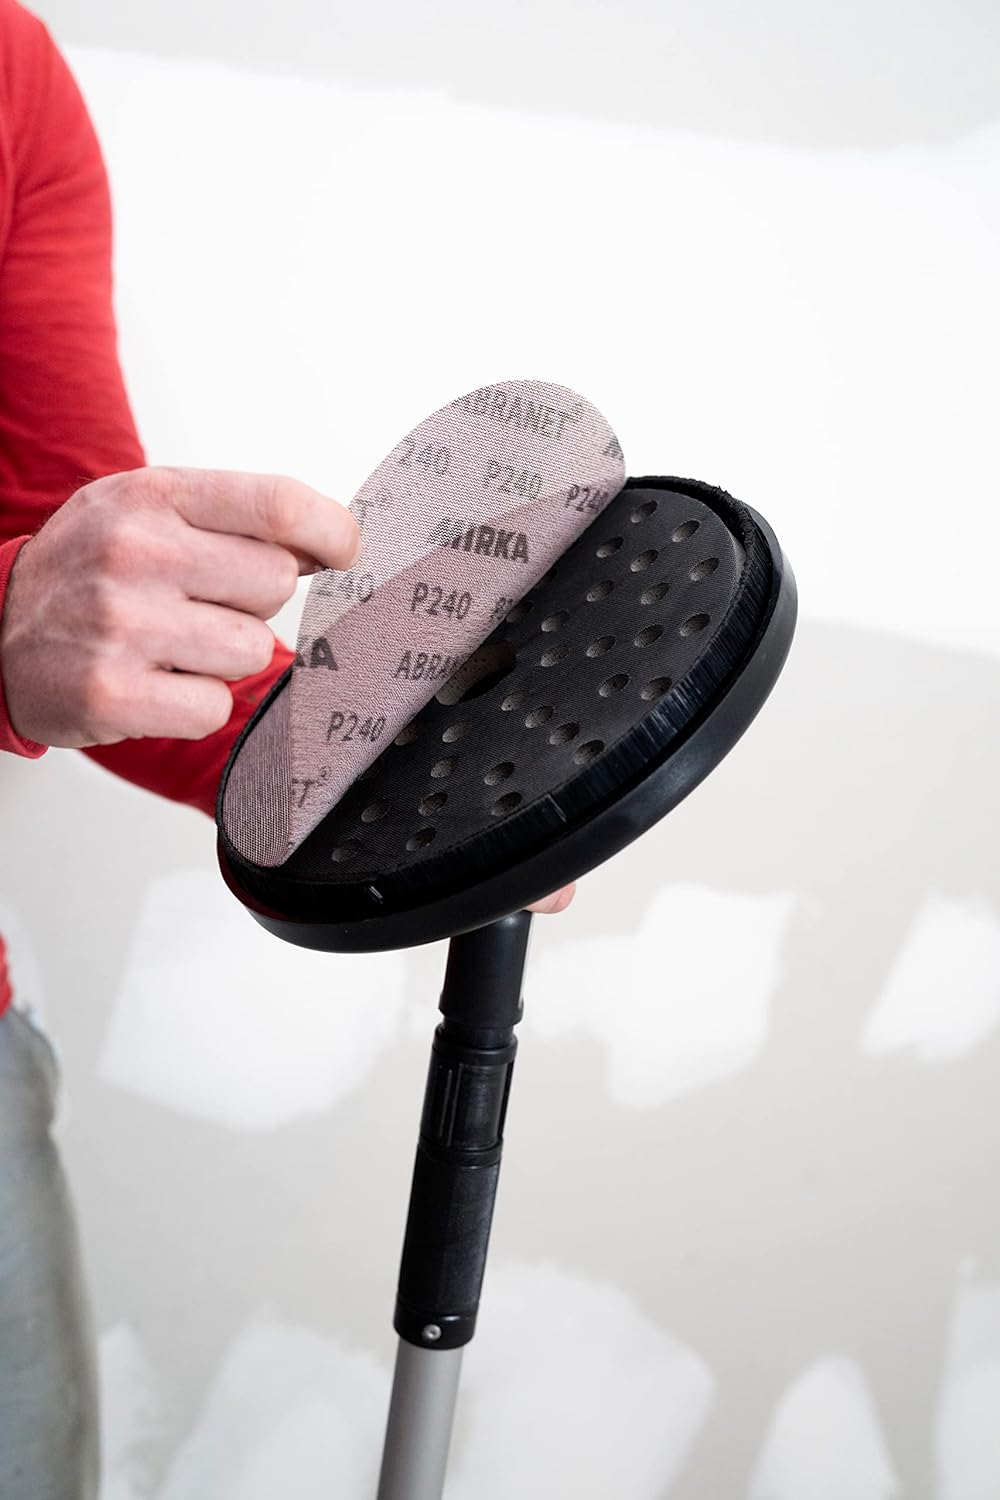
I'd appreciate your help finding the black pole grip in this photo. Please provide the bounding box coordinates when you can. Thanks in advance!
[393,912,532,1350]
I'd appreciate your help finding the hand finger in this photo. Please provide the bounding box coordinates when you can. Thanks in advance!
[526,883,576,915]
[144,599,277,681]
[91,665,234,741]
[174,530,305,619]
[156,468,361,573]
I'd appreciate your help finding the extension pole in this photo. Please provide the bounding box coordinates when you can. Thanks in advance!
[376,911,533,1500]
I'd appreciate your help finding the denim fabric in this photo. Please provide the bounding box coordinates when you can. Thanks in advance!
[0,1009,98,1499]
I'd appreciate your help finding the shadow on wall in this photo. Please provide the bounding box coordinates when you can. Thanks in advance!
[516,618,1000,1499]
[1,616,998,1498]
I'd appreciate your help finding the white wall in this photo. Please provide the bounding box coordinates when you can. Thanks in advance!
[28,0,1000,148]
[2,6,999,1496]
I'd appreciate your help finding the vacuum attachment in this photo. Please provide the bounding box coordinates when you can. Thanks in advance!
[218,385,796,951]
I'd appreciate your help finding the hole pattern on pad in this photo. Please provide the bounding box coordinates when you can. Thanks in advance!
[270,482,742,880]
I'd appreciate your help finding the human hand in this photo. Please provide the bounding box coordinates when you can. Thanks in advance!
[526,882,576,915]
[0,467,360,748]
[0,467,579,913]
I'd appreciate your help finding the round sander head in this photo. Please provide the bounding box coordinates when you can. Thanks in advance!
[219,475,795,951]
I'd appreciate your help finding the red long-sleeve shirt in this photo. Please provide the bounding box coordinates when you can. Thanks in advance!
[0,0,293,1012]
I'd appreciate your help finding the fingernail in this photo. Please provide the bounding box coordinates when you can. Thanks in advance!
[347,522,363,566]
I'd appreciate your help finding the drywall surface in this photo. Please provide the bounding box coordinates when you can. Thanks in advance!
[0,25,998,1499]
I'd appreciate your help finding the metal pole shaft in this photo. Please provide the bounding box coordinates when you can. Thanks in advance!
[376,1341,463,1500]
[375,910,533,1500]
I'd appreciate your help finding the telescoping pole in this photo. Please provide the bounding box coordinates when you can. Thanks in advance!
[376,910,533,1500]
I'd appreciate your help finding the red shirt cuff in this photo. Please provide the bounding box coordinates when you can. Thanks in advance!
[0,535,48,759]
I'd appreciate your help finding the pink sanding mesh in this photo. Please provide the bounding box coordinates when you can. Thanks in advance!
[222,379,625,866]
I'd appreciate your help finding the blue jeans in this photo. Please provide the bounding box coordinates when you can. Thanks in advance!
[0,1008,98,1498]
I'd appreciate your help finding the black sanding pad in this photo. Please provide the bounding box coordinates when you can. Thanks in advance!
[219,476,796,950]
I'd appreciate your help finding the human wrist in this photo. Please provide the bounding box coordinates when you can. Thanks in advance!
[0,535,48,758]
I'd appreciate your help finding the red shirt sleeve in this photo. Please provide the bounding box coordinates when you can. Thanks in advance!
[0,2,292,815]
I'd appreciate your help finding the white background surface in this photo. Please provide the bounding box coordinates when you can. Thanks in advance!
[1,2,999,1494]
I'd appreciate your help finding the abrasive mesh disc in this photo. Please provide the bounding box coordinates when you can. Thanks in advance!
[221,380,625,867]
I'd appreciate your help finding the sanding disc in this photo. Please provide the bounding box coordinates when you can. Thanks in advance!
[221,380,625,867]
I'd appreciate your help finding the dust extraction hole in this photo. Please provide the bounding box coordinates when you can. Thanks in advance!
[641,581,669,605]
[540,643,569,668]
[573,739,604,765]
[394,724,420,747]
[437,640,517,705]
[630,500,658,523]
[599,674,629,697]
[361,801,389,823]
[690,557,719,580]
[596,537,623,558]
[501,689,529,712]
[430,757,456,779]
[672,519,700,542]
[587,580,614,602]
[680,613,710,637]
[641,677,672,701]
[630,549,659,573]
[505,600,532,624]
[331,840,361,863]
[442,722,469,743]
[419,791,448,815]
[542,610,569,632]
[492,791,523,817]
[406,827,436,851]
[525,705,554,728]
[634,625,663,648]
[485,761,515,785]
[549,722,579,744]
[586,635,615,657]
